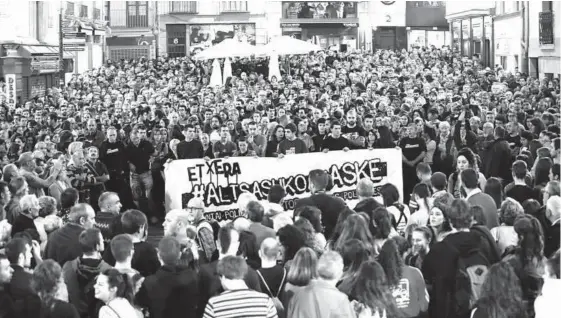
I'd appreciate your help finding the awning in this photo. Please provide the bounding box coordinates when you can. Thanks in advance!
[20,45,74,59]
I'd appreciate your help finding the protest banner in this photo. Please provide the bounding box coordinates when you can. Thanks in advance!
[165,149,403,221]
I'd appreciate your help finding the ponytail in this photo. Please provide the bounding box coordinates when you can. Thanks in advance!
[514,215,545,269]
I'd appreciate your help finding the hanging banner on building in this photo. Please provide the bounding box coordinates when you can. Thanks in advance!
[189,23,256,54]
[5,74,16,109]
[165,149,403,221]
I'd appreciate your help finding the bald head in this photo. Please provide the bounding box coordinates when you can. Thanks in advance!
[163,209,191,237]
[259,237,280,261]
[356,178,374,198]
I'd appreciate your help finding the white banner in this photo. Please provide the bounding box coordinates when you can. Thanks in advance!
[165,149,403,221]
[5,74,16,108]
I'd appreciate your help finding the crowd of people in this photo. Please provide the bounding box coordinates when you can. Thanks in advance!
[0,45,559,318]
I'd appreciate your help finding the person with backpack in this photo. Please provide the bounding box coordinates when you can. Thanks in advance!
[422,199,499,318]
[257,238,287,318]
[380,183,411,236]
[63,228,112,318]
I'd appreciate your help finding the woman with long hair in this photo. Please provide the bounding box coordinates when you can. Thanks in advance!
[379,183,410,236]
[374,125,396,149]
[423,125,437,166]
[293,205,326,249]
[365,130,377,149]
[265,125,285,157]
[94,268,143,318]
[471,261,527,318]
[448,147,486,198]
[484,177,504,209]
[428,194,453,243]
[31,259,79,317]
[503,214,547,317]
[328,207,355,247]
[282,247,318,308]
[338,260,398,318]
[294,218,325,255]
[530,117,546,137]
[48,166,71,209]
[337,239,372,283]
[378,240,429,318]
[333,214,375,255]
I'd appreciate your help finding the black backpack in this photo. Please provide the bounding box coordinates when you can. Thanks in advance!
[446,242,490,318]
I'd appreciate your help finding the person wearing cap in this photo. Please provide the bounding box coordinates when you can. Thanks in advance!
[18,152,63,198]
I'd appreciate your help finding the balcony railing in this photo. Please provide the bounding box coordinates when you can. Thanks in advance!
[220,1,248,13]
[108,8,149,28]
[170,1,197,13]
[281,1,358,19]
[539,11,554,45]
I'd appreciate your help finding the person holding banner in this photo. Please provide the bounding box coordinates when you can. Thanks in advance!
[278,124,308,157]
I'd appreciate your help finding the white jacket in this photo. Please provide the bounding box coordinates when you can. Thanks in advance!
[98,298,143,318]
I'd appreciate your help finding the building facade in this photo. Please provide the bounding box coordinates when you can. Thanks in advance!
[0,1,105,101]
[370,0,407,51]
[493,1,525,73]
[158,1,268,58]
[446,1,495,67]
[406,1,450,49]
[528,1,559,79]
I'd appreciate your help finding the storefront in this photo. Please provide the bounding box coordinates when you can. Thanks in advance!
[0,44,74,102]
[447,9,494,67]
[280,1,359,51]
[281,23,358,50]
[406,1,449,48]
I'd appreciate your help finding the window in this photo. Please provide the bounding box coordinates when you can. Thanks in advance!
[79,4,88,18]
[66,1,74,16]
[126,1,149,28]
[104,2,110,22]
[171,1,197,13]
[220,1,248,12]
[539,11,554,45]
[94,8,101,20]
[94,35,102,44]
[543,1,553,12]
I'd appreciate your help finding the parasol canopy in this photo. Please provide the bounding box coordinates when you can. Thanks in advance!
[193,38,255,60]
[209,59,222,87]
[255,36,322,56]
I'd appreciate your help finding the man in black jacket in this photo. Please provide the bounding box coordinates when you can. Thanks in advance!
[99,126,134,209]
[482,126,513,185]
[136,236,199,318]
[0,254,15,318]
[177,124,205,159]
[422,199,500,318]
[294,169,347,239]
[4,238,33,317]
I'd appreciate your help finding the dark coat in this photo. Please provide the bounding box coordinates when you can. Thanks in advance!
[482,138,513,183]
[295,193,347,240]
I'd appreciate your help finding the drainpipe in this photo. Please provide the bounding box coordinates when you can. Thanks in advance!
[521,1,530,74]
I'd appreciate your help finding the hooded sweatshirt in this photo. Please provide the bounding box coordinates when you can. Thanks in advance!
[422,231,499,318]
[63,257,112,317]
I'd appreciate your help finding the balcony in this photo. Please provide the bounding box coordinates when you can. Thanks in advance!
[108,8,149,29]
[539,11,554,46]
[170,1,197,13]
[220,1,248,13]
[282,1,358,19]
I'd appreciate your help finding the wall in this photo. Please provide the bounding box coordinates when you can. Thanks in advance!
[0,0,33,41]
[445,1,495,16]
[406,1,447,27]
[528,0,560,58]
[494,15,522,73]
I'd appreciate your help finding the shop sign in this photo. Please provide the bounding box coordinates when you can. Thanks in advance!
[281,23,301,28]
[31,56,60,73]
[5,74,16,108]
[343,23,358,27]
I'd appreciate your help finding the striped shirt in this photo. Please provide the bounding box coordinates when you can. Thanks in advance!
[203,289,278,318]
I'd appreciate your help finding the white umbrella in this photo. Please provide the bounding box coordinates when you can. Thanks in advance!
[223,57,232,84]
[268,53,281,82]
[193,38,255,60]
[209,59,222,87]
[255,36,322,56]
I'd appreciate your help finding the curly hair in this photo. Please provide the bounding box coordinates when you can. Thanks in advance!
[475,261,527,318]
[277,225,308,263]
[294,205,323,233]
[499,198,524,226]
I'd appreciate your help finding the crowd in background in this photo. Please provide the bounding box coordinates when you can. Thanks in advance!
[0,46,559,318]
